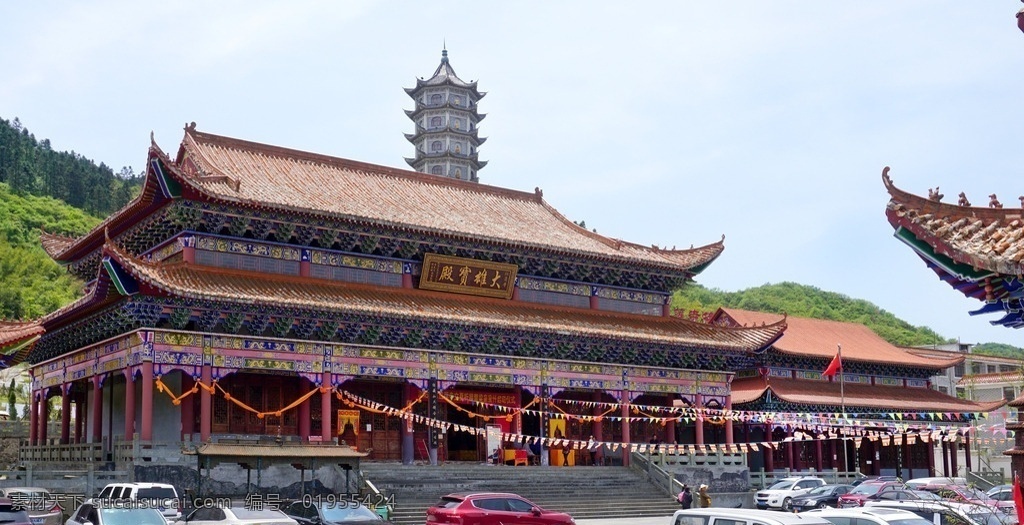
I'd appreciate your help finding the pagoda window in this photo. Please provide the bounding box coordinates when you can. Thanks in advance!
[430,116,443,128]
[454,168,462,179]
[454,144,461,154]
[430,93,442,104]
[431,141,442,152]
[431,165,443,175]
[453,120,461,130]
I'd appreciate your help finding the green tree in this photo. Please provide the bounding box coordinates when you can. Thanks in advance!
[7,379,16,421]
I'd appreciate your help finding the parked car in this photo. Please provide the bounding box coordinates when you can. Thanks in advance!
[425,492,575,525]
[0,487,62,525]
[804,506,934,525]
[672,508,833,525]
[853,477,903,487]
[756,477,827,511]
[791,485,854,511]
[838,481,906,508]
[869,500,1008,525]
[65,500,166,525]
[903,477,968,490]
[282,500,394,524]
[0,498,30,525]
[987,486,1014,502]
[919,485,1014,516]
[173,505,298,525]
[97,481,182,523]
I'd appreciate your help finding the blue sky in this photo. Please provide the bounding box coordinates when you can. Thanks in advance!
[4,2,1024,347]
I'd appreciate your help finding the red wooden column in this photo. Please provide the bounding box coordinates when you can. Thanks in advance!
[124,370,136,441]
[620,390,630,466]
[926,436,935,476]
[200,365,212,442]
[401,382,417,464]
[786,427,795,471]
[140,362,154,441]
[74,394,84,443]
[592,390,604,465]
[60,385,71,444]
[298,380,311,441]
[91,375,103,443]
[694,394,704,446]
[814,434,824,472]
[39,393,49,445]
[28,390,37,446]
[664,396,676,445]
[963,433,972,473]
[321,371,333,443]
[764,423,774,472]
[181,375,195,441]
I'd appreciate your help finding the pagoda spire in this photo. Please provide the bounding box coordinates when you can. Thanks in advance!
[404,49,487,182]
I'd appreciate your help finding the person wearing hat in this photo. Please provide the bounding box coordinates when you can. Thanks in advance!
[698,484,712,508]
[677,484,693,508]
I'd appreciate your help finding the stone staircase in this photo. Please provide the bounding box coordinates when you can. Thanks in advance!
[359,462,680,525]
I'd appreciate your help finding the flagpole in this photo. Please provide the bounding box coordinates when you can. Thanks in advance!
[839,343,849,479]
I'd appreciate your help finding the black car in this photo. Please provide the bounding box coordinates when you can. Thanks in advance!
[792,484,854,511]
[283,500,394,525]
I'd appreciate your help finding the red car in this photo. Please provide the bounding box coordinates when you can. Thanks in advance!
[426,492,576,525]
[921,484,1011,512]
[838,481,906,507]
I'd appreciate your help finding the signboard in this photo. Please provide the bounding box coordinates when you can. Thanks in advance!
[419,253,518,300]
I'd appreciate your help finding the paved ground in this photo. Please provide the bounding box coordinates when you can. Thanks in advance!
[576,518,671,525]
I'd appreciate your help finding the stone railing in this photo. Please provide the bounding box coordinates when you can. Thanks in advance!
[0,465,126,496]
[649,450,747,467]
[19,440,104,463]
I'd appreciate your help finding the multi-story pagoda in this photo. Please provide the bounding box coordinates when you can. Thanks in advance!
[405,49,486,182]
[882,168,1024,482]
[715,308,999,479]
[0,124,786,491]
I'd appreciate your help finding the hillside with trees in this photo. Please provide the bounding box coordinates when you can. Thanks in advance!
[0,117,141,216]
[671,281,951,347]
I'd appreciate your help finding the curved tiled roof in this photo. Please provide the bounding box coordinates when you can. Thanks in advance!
[715,308,962,368]
[405,50,480,91]
[0,321,43,349]
[102,242,784,353]
[731,376,1004,413]
[883,167,1024,276]
[171,127,724,273]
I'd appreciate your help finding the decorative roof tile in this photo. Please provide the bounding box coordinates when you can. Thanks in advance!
[715,308,962,369]
[731,376,1003,413]
[170,127,723,273]
[104,242,783,353]
[883,167,1024,276]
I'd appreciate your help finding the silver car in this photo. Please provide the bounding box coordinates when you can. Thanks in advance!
[0,487,61,525]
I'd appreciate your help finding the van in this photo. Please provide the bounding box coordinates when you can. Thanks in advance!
[671,508,835,525]
[96,482,181,522]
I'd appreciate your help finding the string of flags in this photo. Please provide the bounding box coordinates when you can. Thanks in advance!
[154,377,1012,447]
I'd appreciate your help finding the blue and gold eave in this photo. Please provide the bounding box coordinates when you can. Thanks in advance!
[40,147,180,265]
[102,255,139,296]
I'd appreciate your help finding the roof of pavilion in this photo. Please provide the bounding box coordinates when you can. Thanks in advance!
[713,308,963,369]
[956,371,1024,386]
[405,50,481,93]
[0,321,44,367]
[43,125,724,279]
[882,167,1024,327]
[63,240,783,352]
[731,375,1005,413]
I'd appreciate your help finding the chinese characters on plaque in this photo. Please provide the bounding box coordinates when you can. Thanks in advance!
[419,253,518,300]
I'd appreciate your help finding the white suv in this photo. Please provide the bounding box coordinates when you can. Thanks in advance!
[756,476,826,511]
[97,482,181,522]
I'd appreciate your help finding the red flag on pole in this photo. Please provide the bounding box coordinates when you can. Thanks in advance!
[823,351,842,378]
[1013,474,1024,525]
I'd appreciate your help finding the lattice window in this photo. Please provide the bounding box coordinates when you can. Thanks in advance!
[517,289,590,309]
[309,265,402,287]
[596,297,662,316]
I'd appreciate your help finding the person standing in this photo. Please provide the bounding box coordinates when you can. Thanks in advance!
[677,485,693,509]
[698,484,712,508]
